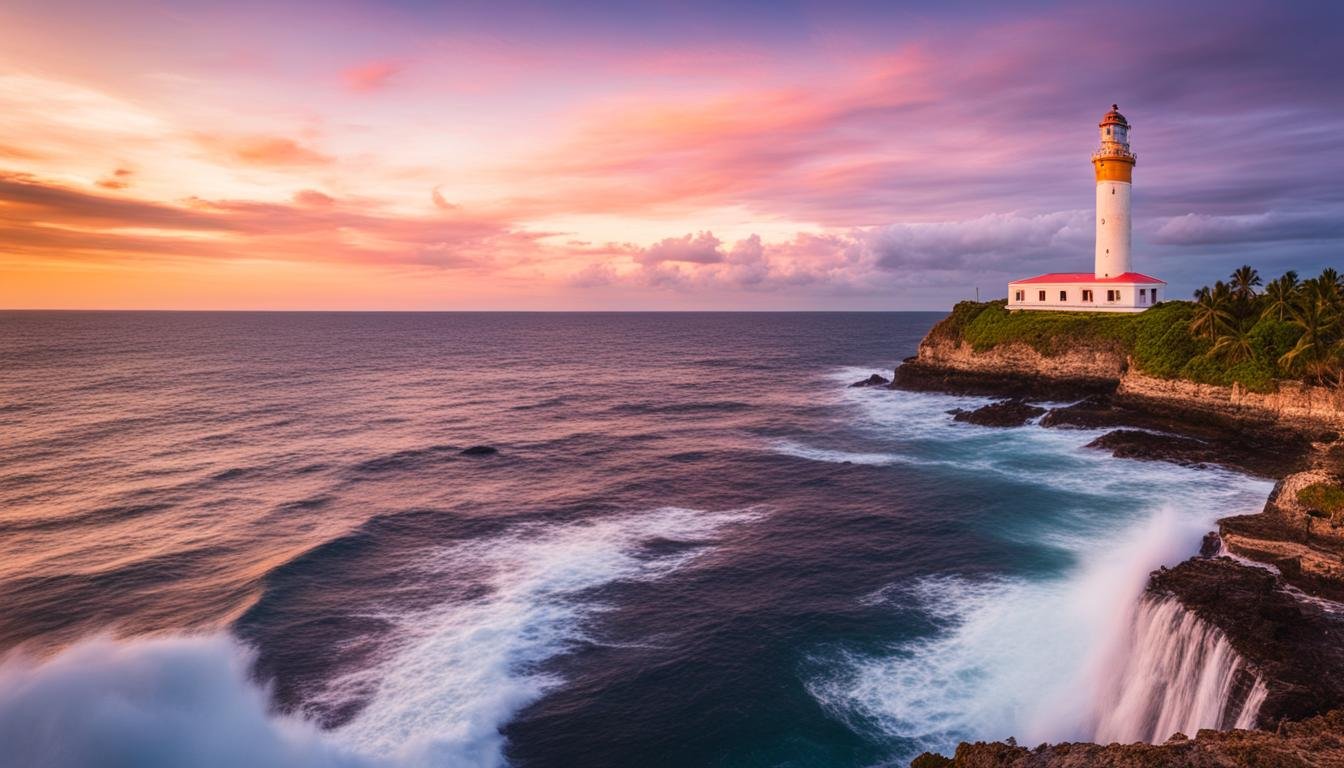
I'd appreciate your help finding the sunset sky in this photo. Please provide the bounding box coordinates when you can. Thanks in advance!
[2,0,1341,310]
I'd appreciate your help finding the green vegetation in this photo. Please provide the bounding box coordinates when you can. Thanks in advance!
[931,266,1344,393]
[1298,482,1344,522]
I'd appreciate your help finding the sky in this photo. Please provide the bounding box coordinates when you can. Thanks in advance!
[1,0,1341,310]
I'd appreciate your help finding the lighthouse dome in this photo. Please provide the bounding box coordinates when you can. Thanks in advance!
[1100,104,1129,127]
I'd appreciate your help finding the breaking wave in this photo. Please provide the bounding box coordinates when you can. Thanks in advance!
[0,506,761,768]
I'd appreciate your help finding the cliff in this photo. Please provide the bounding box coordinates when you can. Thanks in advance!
[896,337,1124,396]
[1117,372,1344,436]
[894,307,1344,438]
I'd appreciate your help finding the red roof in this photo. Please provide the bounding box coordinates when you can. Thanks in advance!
[1009,272,1165,285]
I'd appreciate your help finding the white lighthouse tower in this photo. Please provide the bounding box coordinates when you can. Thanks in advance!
[1007,105,1165,312]
[1093,104,1135,278]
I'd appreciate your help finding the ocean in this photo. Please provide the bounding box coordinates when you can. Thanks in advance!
[0,311,1273,767]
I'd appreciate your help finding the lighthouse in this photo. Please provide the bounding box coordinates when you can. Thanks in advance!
[1006,105,1165,313]
[1093,105,1135,279]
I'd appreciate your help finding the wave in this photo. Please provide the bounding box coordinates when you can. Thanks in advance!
[0,636,372,768]
[0,506,762,768]
[805,505,1265,759]
[318,506,762,765]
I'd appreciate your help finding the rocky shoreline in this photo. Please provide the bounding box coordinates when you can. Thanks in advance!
[877,331,1344,767]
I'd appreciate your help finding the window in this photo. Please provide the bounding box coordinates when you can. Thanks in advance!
[1151,288,1158,302]
[1038,290,1046,302]
[1059,290,1067,301]
[1082,289,1093,302]
[1106,289,1120,302]
[1139,288,1147,302]
[1014,290,1024,302]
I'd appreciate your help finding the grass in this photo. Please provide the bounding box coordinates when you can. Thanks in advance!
[1299,482,1344,519]
[929,299,1288,393]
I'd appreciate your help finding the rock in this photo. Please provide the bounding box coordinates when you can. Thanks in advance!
[1199,531,1222,558]
[1148,557,1344,728]
[1220,469,1344,601]
[1065,420,1305,478]
[917,710,1344,767]
[1085,429,1220,468]
[1038,395,1130,429]
[952,399,1046,427]
[459,445,498,456]
[850,373,890,388]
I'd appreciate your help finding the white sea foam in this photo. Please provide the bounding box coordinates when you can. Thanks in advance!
[804,383,1275,757]
[321,505,760,766]
[0,506,760,768]
[0,635,372,768]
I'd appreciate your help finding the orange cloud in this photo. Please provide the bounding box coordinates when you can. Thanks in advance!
[0,171,548,269]
[196,134,333,167]
[292,189,335,207]
[95,167,134,190]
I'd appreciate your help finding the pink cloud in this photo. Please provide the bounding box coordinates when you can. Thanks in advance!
[638,231,723,264]
[341,60,402,92]
[431,186,457,210]
[292,189,335,207]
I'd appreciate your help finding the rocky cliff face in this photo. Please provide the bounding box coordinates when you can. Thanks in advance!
[896,330,1344,438]
[893,339,1123,398]
[1116,372,1344,436]
[913,337,1127,382]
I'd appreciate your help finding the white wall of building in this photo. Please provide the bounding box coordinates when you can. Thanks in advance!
[1094,180,1132,278]
[1007,281,1161,313]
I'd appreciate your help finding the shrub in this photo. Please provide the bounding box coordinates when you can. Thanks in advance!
[958,302,1135,355]
[1131,302,1207,378]
[1298,482,1344,521]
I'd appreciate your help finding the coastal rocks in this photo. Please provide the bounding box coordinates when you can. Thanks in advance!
[1200,531,1223,558]
[950,399,1046,427]
[1219,469,1344,601]
[1038,394,1139,430]
[909,710,1344,767]
[1084,430,1223,469]
[1148,557,1344,728]
[850,373,890,387]
[1039,395,1308,478]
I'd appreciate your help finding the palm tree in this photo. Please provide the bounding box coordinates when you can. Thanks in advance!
[1261,271,1300,321]
[1321,267,1343,295]
[1230,265,1263,302]
[1211,317,1255,364]
[1190,281,1235,341]
[1282,291,1341,384]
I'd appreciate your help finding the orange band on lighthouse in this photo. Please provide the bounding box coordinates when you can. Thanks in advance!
[1093,159,1134,183]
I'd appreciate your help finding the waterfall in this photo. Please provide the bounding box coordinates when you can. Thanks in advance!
[1092,595,1266,744]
